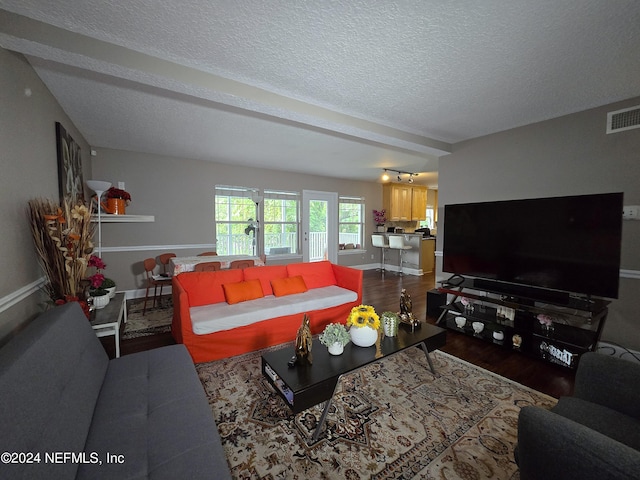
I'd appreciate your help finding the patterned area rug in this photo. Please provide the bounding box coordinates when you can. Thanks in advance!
[196,346,556,479]
[121,296,172,339]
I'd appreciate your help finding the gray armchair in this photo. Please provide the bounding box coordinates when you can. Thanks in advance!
[515,352,640,480]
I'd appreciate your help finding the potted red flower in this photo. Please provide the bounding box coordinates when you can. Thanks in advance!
[88,255,116,298]
[102,187,132,215]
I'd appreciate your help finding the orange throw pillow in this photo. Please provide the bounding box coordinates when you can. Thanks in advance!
[271,275,308,297]
[223,279,264,305]
[178,270,243,306]
[243,265,288,296]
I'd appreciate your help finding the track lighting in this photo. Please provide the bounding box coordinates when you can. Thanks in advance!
[381,168,419,182]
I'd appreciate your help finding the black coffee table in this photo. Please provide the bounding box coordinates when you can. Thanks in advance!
[261,323,446,441]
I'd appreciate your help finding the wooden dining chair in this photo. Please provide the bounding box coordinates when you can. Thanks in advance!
[194,261,222,272]
[143,258,172,315]
[197,251,218,256]
[229,259,255,269]
[158,252,176,275]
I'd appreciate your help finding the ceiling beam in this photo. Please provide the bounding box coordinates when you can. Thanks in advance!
[0,9,451,157]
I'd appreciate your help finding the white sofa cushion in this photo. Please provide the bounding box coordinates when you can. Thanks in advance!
[190,285,358,335]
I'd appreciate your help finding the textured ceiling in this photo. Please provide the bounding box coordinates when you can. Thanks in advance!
[1,1,639,186]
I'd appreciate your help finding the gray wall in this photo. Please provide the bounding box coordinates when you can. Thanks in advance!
[90,149,383,292]
[437,97,640,350]
[0,49,91,343]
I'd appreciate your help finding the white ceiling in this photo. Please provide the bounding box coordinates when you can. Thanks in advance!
[2,1,639,187]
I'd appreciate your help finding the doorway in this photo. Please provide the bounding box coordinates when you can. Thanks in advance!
[302,190,338,263]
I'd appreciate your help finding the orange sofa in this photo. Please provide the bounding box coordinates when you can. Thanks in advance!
[172,261,363,363]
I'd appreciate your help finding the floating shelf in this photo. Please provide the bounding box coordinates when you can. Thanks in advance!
[91,214,154,223]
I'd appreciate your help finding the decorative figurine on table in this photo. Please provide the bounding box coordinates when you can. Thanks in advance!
[399,288,420,330]
[289,314,313,367]
[375,328,385,359]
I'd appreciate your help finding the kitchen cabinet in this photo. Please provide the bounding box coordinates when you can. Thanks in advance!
[411,187,427,221]
[383,183,427,221]
[421,238,435,273]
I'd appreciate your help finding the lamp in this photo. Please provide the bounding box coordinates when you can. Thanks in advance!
[381,169,419,182]
[86,180,112,257]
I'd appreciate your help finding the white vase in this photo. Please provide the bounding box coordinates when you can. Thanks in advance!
[350,326,378,347]
[105,286,116,299]
[92,294,110,309]
[328,342,344,355]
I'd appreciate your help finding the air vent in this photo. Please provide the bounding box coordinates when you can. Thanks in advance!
[607,105,640,134]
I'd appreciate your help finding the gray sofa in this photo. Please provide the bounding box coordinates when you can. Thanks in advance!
[0,302,231,480]
[515,352,640,480]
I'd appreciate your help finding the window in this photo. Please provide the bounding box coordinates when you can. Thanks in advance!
[338,196,364,249]
[419,204,436,230]
[419,207,435,230]
[214,186,259,256]
[264,190,299,256]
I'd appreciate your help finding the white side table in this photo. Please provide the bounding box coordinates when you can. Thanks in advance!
[90,292,127,358]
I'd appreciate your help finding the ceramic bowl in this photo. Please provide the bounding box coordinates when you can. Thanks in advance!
[493,330,504,341]
[454,316,466,328]
[472,322,484,334]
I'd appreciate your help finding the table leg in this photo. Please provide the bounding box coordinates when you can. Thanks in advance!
[115,294,125,358]
[115,328,120,358]
[419,342,436,374]
[311,376,342,442]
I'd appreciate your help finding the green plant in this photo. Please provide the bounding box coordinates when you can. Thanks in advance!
[319,323,350,347]
[90,287,109,297]
[381,311,399,321]
[101,277,116,288]
[381,311,400,334]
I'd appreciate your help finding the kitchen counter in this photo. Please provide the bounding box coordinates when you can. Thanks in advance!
[378,233,436,275]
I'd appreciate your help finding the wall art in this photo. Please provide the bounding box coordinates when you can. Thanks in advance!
[56,122,84,204]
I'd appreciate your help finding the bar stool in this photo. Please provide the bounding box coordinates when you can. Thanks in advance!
[371,234,389,272]
[388,235,412,275]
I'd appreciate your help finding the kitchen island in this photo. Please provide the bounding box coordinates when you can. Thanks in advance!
[378,233,436,275]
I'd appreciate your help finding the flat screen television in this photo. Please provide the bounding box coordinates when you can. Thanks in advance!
[442,192,623,300]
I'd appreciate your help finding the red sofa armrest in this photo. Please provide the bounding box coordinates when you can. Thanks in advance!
[331,264,363,303]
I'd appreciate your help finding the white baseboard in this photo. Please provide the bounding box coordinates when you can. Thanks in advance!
[348,263,424,275]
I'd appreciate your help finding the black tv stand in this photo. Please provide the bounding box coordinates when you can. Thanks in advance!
[435,279,609,369]
[501,295,535,307]
[471,278,571,306]
[444,273,465,287]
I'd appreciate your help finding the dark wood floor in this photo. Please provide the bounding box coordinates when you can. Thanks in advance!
[112,269,575,399]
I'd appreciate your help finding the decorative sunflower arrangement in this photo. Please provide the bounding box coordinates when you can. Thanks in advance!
[347,305,380,330]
